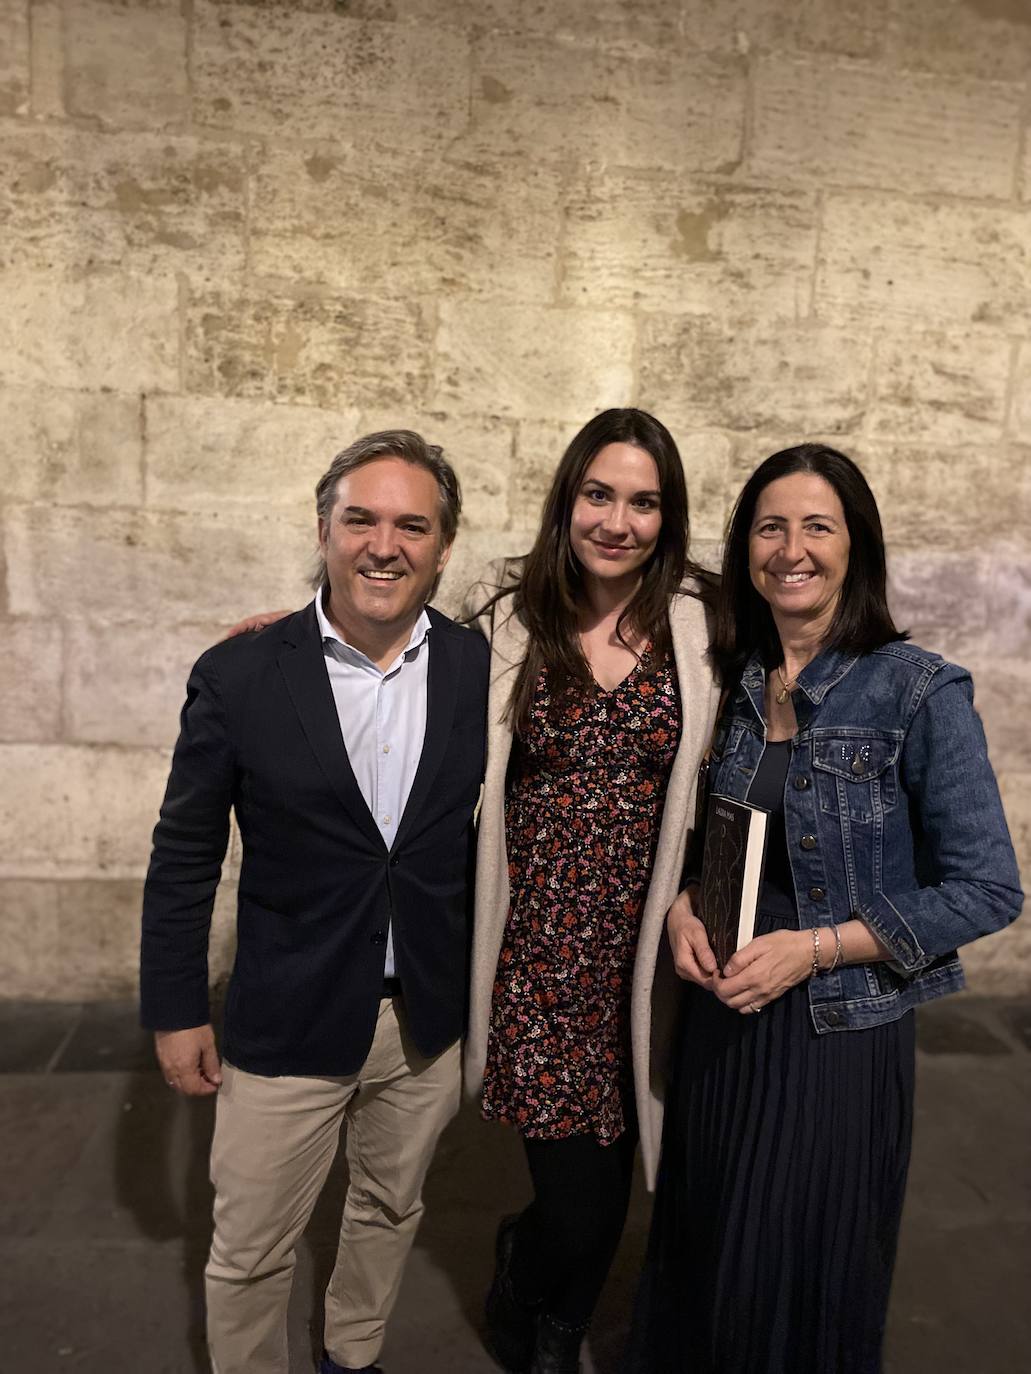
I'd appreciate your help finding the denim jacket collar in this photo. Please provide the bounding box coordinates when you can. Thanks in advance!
[740,645,861,716]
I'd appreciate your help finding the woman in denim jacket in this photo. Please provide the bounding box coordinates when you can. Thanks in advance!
[630,444,1022,1374]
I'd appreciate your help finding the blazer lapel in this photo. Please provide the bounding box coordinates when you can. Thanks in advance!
[393,615,461,852]
[277,605,386,852]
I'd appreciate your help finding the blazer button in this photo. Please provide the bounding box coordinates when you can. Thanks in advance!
[809,886,826,901]
[370,931,387,946]
[800,834,817,850]
[793,775,810,790]
[390,855,400,867]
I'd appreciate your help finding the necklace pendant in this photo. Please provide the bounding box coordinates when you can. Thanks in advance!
[775,686,789,705]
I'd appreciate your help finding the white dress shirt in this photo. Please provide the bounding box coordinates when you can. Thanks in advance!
[314,591,431,978]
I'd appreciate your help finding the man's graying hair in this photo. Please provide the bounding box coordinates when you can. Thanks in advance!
[311,430,462,592]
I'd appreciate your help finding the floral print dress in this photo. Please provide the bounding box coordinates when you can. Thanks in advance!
[481,648,681,1144]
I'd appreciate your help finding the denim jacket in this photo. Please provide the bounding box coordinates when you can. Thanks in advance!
[704,642,1023,1033]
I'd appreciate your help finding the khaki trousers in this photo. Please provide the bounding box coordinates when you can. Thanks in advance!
[205,996,461,1374]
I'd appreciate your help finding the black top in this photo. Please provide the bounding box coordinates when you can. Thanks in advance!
[746,739,797,919]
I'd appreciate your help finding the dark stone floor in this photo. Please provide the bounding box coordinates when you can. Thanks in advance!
[1,994,1028,1374]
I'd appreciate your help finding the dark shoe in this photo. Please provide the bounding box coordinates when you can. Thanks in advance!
[484,1214,540,1372]
[319,1353,383,1374]
[530,1314,589,1374]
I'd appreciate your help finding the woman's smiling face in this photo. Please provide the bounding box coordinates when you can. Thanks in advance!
[748,471,851,635]
[568,442,662,587]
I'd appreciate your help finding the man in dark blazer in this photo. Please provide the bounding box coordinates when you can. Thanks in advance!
[140,430,489,1374]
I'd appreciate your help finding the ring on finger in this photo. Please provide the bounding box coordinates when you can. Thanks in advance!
[748,1002,762,1014]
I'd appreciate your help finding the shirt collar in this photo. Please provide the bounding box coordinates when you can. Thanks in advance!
[314,591,431,671]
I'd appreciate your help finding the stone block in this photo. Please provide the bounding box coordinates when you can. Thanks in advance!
[357,408,515,531]
[0,268,178,393]
[0,0,29,114]
[881,0,1031,81]
[64,620,230,749]
[997,771,1031,883]
[678,431,735,544]
[28,0,63,119]
[0,385,143,506]
[816,195,1031,329]
[510,419,578,533]
[681,0,888,60]
[144,395,361,513]
[4,504,316,624]
[434,302,635,423]
[860,444,1023,550]
[0,125,246,282]
[749,54,1021,200]
[560,173,817,318]
[1011,342,1031,442]
[192,2,469,145]
[251,145,561,305]
[0,619,62,743]
[57,878,146,997]
[0,881,60,998]
[886,551,994,661]
[869,333,1011,444]
[963,660,1031,771]
[435,527,530,620]
[183,287,432,412]
[983,548,1031,657]
[0,744,171,878]
[463,34,745,172]
[639,318,870,435]
[62,0,189,129]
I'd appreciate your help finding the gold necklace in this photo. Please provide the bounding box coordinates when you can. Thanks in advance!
[775,665,797,705]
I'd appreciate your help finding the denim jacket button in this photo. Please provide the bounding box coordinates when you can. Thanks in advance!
[800,834,817,850]
[793,775,810,790]
[824,1009,844,1027]
[808,886,826,901]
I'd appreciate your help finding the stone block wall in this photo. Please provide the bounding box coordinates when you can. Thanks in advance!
[0,0,1028,997]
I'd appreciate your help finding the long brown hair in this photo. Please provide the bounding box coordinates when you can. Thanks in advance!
[482,408,711,733]
[710,443,906,686]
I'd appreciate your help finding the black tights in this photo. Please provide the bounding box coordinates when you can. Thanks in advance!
[508,1125,638,1327]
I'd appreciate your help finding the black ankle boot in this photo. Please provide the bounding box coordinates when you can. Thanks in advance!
[530,1314,589,1374]
[484,1214,540,1372]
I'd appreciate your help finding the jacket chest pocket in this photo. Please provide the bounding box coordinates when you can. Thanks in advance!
[811,734,901,823]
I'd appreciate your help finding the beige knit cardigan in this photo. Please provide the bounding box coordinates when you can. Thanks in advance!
[461,560,721,1189]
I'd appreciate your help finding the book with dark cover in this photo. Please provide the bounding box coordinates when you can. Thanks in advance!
[699,794,770,971]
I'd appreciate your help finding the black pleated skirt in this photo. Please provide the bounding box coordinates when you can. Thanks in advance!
[629,913,916,1374]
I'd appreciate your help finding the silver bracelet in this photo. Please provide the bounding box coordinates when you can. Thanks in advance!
[828,922,844,973]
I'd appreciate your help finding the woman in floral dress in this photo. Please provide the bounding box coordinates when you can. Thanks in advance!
[463,409,720,1373]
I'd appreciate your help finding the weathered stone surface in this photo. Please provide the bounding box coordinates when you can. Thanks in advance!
[678,431,736,544]
[887,551,994,661]
[0,619,62,743]
[0,744,170,878]
[434,303,635,424]
[0,385,142,507]
[463,35,746,171]
[881,0,1031,80]
[560,174,817,318]
[862,444,1024,549]
[64,621,229,748]
[62,0,189,130]
[0,268,178,392]
[510,419,577,533]
[749,54,1021,200]
[869,333,1011,443]
[435,527,529,619]
[997,771,1031,881]
[144,395,360,513]
[682,0,888,60]
[184,287,432,412]
[251,146,561,304]
[0,0,28,114]
[1011,343,1031,442]
[963,660,1031,770]
[192,2,469,145]
[816,195,1031,328]
[0,124,246,281]
[358,408,515,531]
[983,548,1031,657]
[4,505,315,623]
[639,318,870,434]
[27,0,62,119]
[0,882,60,999]
[56,879,147,997]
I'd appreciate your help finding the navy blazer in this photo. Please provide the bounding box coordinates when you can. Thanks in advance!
[140,603,489,1075]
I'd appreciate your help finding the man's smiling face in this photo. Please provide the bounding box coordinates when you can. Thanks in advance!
[318,456,452,643]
